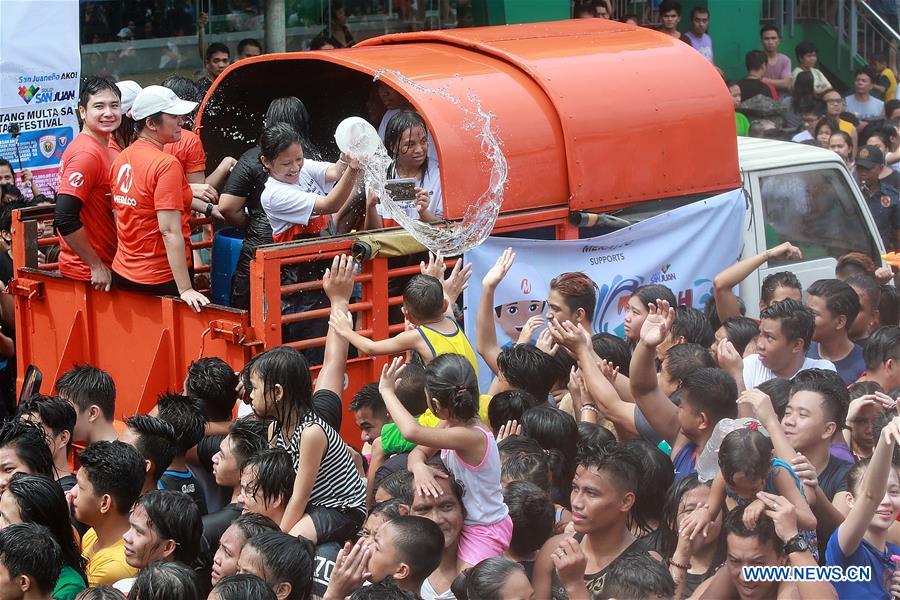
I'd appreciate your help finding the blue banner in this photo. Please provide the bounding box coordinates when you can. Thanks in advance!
[462,188,745,390]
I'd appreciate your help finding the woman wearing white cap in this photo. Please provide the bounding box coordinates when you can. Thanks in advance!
[108,85,209,311]
[110,80,141,158]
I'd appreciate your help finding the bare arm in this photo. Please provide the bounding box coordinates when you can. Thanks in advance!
[282,425,328,532]
[217,194,248,228]
[713,242,801,322]
[316,255,355,397]
[363,192,384,231]
[476,248,515,375]
[762,76,792,92]
[312,166,361,216]
[329,311,424,357]
[157,209,209,311]
[206,156,237,191]
[629,301,680,443]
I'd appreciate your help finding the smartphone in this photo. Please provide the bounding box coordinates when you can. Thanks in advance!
[384,178,418,204]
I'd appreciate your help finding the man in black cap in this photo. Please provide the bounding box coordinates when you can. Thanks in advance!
[856,144,900,251]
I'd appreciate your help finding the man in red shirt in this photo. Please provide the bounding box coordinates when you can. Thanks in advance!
[53,77,122,290]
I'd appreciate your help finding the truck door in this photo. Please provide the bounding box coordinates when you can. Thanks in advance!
[752,165,883,295]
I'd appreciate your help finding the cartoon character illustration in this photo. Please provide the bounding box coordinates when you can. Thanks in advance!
[492,262,548,345]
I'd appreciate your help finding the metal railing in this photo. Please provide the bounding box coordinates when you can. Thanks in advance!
[762,0,899,72]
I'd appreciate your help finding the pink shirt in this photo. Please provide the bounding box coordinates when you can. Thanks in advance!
[765,53,792,82]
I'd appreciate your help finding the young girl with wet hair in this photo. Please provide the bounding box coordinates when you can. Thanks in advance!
[622,284,677,343]
[365,109,443,227]
[679,425,817,554]
[450,557,534,600]
[379,353,511,567]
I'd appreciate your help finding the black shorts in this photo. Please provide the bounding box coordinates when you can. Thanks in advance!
[308,505,365,545]
[112,272,180,296]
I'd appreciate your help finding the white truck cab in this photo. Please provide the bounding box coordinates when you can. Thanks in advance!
[736,137,887,316]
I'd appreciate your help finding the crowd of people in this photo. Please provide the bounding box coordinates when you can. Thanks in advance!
[0,3,898,600]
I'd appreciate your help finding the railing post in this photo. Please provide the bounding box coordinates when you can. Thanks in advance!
[850,0,858,62]
[837,0,845,69]
[788,0,795,37]
[775,0,784,38]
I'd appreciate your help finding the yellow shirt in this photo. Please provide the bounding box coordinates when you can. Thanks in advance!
[417,318,478,376]
[419,394,492,427]
[839,118,855,135]
[882,67,897,102]
[81,528,138,586]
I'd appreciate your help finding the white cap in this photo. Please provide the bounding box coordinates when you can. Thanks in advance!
[130,85,198,120]
[116,80,142,115]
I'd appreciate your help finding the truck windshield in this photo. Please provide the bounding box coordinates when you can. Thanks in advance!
[758,168,879,267]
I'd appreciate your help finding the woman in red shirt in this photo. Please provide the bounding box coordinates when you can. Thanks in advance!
[109,85,209,311]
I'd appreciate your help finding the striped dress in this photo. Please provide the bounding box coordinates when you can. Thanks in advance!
[275,410,367,513]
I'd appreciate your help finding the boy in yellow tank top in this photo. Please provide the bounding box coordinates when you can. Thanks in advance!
[329,255,478,374]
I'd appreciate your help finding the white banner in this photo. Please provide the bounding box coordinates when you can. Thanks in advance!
[0,1,81,197]
[462,189,745,390]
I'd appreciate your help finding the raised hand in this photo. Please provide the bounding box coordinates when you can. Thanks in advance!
[323,254,356,303]
[496,419,522,442]
[548,319,588,353]
[420,251,445,280]
[443,257,472,302]
[716,338,744,377]
[517,315,545,344]
[482,247,515,289]
[758,492,799,543]
[323,538,371,600]
[790,452,819,491]
[766,242,802,262]
[552,536,588,594]
[639,300,674,348]
[378,356,405,396]
[737,389,778,424]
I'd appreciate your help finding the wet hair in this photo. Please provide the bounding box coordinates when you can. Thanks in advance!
[374,469,414,505]
[243,531,314,600]
[847,458,870,495]
[548,349,577,391]
[886,98,900,118]
[725,505,782,554]
[664,343,715,383]
[0,420,54,478]
[383,516,444,582]
[633,284,677,310]
[602,551,676,600]
[759,299,815,350]
[790,369,850,429]
[75,587,126,600]
[578,422,616,448]
[130,560,199,600]
[425,353,479,421]
[488,389,539,433]
[503,480,554,556]
[807,278,860,329]
[756,378,792,420]
[349,383,387,419]
[212,574,277,600]
[719,428,773,487]
[501,451,551,490]
[237,38,263,55]
[721,317,760,356]
[452,557,527,600]
[671,305,716,348]
[7,473,86,580]
[849,380,884,402]
[161,75,200,105]
[206,42,230,61]
[244,346,313,437]
[880,285,899,327]
[264,97,313,155]
[626,440,675,533]
[78,441,144,515]
[125,414,177,480]
[231,512,281,543]
[497,434,545,462]
[185,357,238,422]
[156,392,206,456]
[0,522,61,595]
[521,405,578,501]
[659,475,710,560]
[350,580,418,599]
[746,50,767,72]
[55,364,116,421]
[549,272,599,321]
[384,110,428,162]
[845,274,881,311]
[227,417,270,470]
[496,344,554,401]
[760,271,802,306]
[79,76,120,108]
[814,117,839,139]
[16,394,76,450]
[395,361,428,416]
[681,368,739,425]
[704,295,747,332]
[370,497,407,520]
[864,326,900,371]
[403,274,445,322]
[258,123,302,165]
[134,490,202,565]
[242,448,294,508]
[591,333,632,375]
[576,441,641,499]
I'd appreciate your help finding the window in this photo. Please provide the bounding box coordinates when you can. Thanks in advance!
[758,168,878,267]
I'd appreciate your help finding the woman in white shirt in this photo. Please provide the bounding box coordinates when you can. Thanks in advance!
[366,110,444,228]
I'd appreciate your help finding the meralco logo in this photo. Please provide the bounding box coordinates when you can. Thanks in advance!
[113,164,136,206]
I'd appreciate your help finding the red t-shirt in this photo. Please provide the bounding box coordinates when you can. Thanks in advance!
[108,136,124,160]
[56,133,118,281]
[164,129,206,175]
[110,138,193,284]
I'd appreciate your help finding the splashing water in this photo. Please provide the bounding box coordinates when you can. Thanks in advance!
[357,69,508,256]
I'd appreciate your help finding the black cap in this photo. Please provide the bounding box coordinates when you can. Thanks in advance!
[856,145,885,169]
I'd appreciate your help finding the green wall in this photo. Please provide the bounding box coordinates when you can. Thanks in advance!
[472,0,570,25]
